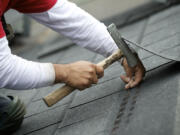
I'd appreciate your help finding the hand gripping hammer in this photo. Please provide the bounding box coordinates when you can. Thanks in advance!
[43,23,138,107]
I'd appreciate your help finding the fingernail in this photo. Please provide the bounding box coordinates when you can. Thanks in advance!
[125,85,129,89]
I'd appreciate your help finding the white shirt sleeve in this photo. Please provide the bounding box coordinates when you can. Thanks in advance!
[0,37,55,90]
[27,0,118,57]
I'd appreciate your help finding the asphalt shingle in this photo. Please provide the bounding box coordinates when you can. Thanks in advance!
[38,39,73,58]
[145,13,180,35]
[57,46,96,64]
[147,4,180,24]
[70,77,123,108]
[27,124,58,135]
[55,113,108,135]
[13,104,67,135]
[119,20,146,39]
[25,98,69,118]
[1,89,37,106]
[38,52,64,64]
[138,34,180,59]
[32,85,63,102]
[142,24,180,46]
[112,62,180,135]
[63,94,119,126]
[55,93,122,135]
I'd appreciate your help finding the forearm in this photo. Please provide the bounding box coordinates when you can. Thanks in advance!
[27,0,118,57]
[0,37,55,90]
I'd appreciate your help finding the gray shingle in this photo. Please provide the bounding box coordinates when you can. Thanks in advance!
[38,42,96,64]
[17,45,41,61]
[38,51,65,64]
[14,105,67,135]
[55,113,108,135]
[60,94,119,128]
[147,5,180,24]
[27,124,58,135]
[112,63,180,135]
[138,50,152,60]
[138,33,180,59]
[145,13,180,35]
[38,39,73,58]
[25,97,70,117]
[55,92,124,135]
[94,131,109,135]
[142,55,170,71]
[70,77,124,108]
[32,84,65,102]
[119,20,146,39]
[173,86,180,135]
[0,89,37,106]
[160,44,180,58]
[57,46,96,64]
[142,23,180,46]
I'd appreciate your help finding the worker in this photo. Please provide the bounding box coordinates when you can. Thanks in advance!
[0,0,145,133]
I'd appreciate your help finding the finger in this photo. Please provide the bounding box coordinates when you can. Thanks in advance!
[130,70,143,88]
[125,68,134,77]
[86,64,98,84]
[96,65,104,78]
[79,84,92,91]
[93,76,98,84]
[122,58,134,77]
[139,63,146,77]
[78,86,85,91]
[129,79,141,88]
[120,75,130,83]
[92,71,98,84]
[84,80,92,89]
[88,64,98,84]
[125,79,134,90]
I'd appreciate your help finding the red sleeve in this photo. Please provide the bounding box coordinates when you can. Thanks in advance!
[12,0,57,13]
[0,0,5,38]
[0,21,5,38]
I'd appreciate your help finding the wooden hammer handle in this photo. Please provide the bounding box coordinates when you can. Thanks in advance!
[43,50,123,107]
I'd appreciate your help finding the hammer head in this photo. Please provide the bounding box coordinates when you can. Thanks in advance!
[107,23,138,67]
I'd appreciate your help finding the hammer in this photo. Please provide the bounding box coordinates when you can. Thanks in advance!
[43,24,138,107]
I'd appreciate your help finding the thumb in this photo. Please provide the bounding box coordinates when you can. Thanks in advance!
[120,75,130,83]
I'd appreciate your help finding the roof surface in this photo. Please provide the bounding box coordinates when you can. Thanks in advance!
[1,2,180,135]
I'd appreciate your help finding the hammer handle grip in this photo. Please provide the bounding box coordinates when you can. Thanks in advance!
[43,50,123,107]
[43,85,75,107]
